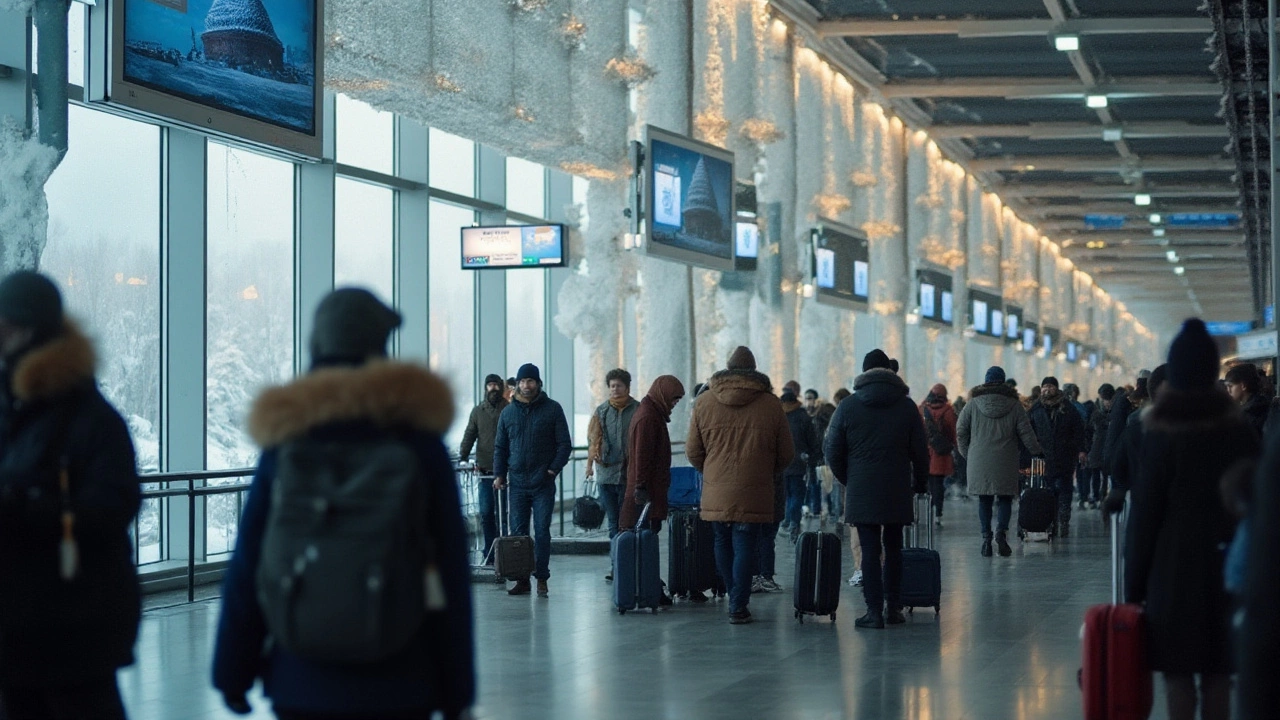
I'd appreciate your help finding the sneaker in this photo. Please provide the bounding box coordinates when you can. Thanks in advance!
[536,580,549,598]
[604,572,613,583]
[855,610,885,629]
[848,570,863,587]
[761,577,782,592]
[507,579,532,596]
[886,607,907,625]
[729,609,753,625]
[751,576,765,594]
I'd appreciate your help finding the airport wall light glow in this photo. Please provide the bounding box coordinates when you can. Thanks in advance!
[1086,94,1109,109]
[1134,194,1152,206]
[1055,35,1080,51]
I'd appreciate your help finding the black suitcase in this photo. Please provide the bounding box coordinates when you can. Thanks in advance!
[1018,459,1057,536]
[572,479,605,531]
[793,530,841,623]
[494,486,536,582]
[668,507,723,599]
[901,494,942,614]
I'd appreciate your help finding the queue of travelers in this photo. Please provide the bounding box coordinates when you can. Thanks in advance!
[3,267,1278,719]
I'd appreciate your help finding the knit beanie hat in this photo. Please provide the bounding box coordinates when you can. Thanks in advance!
[484,373,504,388]
[516,363,542,383]
[1166,319,1220,390]
[0,271,63,342]
[1098,383,1116,401]
[1040,376,1060,389]
[780,390,798,404]
[784,380,801,396]
[1149,363,1169,399]
[984,366,1006,384]
[310,288,401,363]
[862,349,892,372]
[888,358,900,374]
[727,346,757,371]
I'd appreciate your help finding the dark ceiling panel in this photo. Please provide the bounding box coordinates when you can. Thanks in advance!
[1085,34,1215,78]
[1124,136,1231,156]
[844,35,1075,78]
[969,136,1115,157]
[929,97,1098,124]
[804,0,1047,20]
[1073,0,1207,18]
[1107,96,1222,123]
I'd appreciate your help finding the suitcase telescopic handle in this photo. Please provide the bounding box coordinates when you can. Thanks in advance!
[1110,509,1122,605]
[497,484,510,538]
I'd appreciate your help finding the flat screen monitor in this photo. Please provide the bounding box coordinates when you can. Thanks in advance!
[461,224,567,270]
[1041,326,1059,355]
[1005,304,1023,340]
[969,287,1003,338]
[811,223,870,310]
[644,126,736,271]
[1066,341,1079,363]
[1088,351,1099,370]
[917,269,953,326]
[972,299,989,333]
[100,0,324,158]
[734,220,759,272]
[1022,323,1038,353]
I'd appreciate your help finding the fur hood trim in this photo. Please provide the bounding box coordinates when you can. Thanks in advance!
[782,400,804,413]
[969,382,1018,400]
[249,361,454,447]
[1144,386,1242,435]
[11,321,96,403]
[708,369,774,407]
[854,367,906,391]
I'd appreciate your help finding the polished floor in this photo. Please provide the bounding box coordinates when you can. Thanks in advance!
[120,503,1174,720]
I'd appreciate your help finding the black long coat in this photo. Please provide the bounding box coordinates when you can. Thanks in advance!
[1125,387,1259,674]
[825,369,930,527]
[1027,394,1086,479]
[0,324,141,686]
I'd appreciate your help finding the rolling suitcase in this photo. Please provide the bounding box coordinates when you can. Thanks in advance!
[901,494,942,614]
[1080,511,1153,720]
[494,486,536,583]
[793,530,841,623]
[1018,458,1057,539]
[668,507,724,599]
[612,504,662,614]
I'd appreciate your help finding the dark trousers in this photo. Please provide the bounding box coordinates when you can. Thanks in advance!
[757,521,780,578]
[805,466,823,513]
[855,524,904,612]
[509,481,556,580]
[2,674,126,720]
[713,522,762,613]
[476,470,498,563]
[1075,462,1093,502]
[978,495,1013,536]
[927,474,946,517]
[1051,475,1074,527]
[598,483,623,539]
[1089,468,1107,502]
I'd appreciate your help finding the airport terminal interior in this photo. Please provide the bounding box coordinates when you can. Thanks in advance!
[0,0,1278,718]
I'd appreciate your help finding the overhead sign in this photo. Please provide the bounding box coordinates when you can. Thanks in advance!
[1205,321,1255,336]
[1166,213,1240,228]
[1237,330,1278,360]
[1267,305,1275,327]
[1084,214,1125,229]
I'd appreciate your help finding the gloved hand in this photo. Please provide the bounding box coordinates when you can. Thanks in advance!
[223,693,252,715]
[633,487,651,507]
[1101,490,1125,517]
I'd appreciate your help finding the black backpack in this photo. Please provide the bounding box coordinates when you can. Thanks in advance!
[573,480,606,530]
[256,435,441,664]
[922,407,954,456]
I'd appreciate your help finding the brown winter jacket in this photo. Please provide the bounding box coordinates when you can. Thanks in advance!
[687,369,795,524]
[618,376,684,528]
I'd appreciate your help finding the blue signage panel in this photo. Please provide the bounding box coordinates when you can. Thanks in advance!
[1166,213,1240,228]
[1084,214,1125,229]
[1205,321,1255,336]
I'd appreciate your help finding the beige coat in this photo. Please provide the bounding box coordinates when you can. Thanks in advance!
[687,369,795,524]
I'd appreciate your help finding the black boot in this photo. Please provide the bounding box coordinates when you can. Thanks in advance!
[1059,520,1070,537]
[855,609,885,629]
[995,531,1012,557]
[885,606,907,625]
[981,533,993,557]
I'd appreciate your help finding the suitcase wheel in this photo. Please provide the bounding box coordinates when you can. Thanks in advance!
[618,609,626,615]
[830,612,836,623]
[907,606,914,614]
[795,611,804,625]
[934,606,940,614]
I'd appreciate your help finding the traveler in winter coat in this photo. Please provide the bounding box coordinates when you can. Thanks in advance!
[957,366,1042,558]
[1225,363,1269,439]
[1104,368,1163,515]
[687,346,794,624]
[1104,371,1149,471]
[493,363,573,599]
[586,368,641,542]
[824,349,929,629]
[803,388,835,517]
[1126,319,1259,720]
[459,373,508,564]
[919,384,957,527]
[782,390,820,543]
[213,288,474,720]
[618,375,684,531]
[1027,377,1087,536]
[0,272,141,719]
[1238,424,1280,720]
[1086,384,1115,506]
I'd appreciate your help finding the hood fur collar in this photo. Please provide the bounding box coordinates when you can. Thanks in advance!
[709,368,772,393]
[854,368,906,391]
[1144,387,1242,435]
[10,321,96,403]
[249,361,454,447]
[782,400,804,413]
[969,382,1018,400]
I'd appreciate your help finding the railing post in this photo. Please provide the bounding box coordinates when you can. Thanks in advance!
[187,481,196,603]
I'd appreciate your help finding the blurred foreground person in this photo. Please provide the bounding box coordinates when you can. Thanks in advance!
[213,288,474,720]
[0,271,141,720]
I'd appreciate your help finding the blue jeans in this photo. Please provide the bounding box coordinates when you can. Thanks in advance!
[509,481,556,580]
[476,479,498,564]
[806,467,823,512]
[826,475,844,520]
[757,522,780,578]
[855,524,904,612]
[598,483,623,539]
[713,522,762,613]
[784,472,806,528]
[977,494,1013,536]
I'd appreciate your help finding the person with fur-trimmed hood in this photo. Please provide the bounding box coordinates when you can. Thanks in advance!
[1126,319,1260,720]
[825,349,930,629]
[0,272,141,718]
[687,346,794,625]
[957,366,1042,558]
[213,288,474,719]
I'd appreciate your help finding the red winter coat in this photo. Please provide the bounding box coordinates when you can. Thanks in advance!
[619,376,685,528]
[921,401,958,477]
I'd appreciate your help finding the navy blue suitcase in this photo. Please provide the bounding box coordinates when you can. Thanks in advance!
[612,504,662,614]
[793,530,841,623]
[901,495,942,614]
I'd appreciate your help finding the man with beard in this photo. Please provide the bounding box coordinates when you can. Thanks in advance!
[1027,377,1087,537]
[587,368,641,582]
[459,374,509,564]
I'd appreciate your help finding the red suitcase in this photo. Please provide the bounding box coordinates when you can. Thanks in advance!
[1080,511,1153,720]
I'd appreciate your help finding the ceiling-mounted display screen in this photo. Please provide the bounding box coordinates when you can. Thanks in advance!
[1088,350,1100,370]
[917,270,953,326]
[461,224,566,270]
[644,125,736,271]
[1066,340,1080,363]
[1042,326,1060,355]
[1005,303,1023,341]
[811,222,871,310]
[102,0,324,158]
[1022,322,1039,353]
[969,287,1003,339]
[733,182,759,272]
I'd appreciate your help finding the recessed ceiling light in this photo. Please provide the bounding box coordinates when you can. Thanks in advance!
[1134,194,1152,206]
[1149,213,1162,224]
[1174,266,1186,276]
[1055,35,1080,51]
[1166,250,1179,262]
[1102,127,1123,142]
[1153,228,1166,237]
[1086,94,1109,109]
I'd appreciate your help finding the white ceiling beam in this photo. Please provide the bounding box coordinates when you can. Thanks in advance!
[928,122,1230,140]
[969,155,1235,172]
[814,17,1212,39]
[880,77,1222,99]
[998,182,1238,198]
[1022,203,1241,217]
